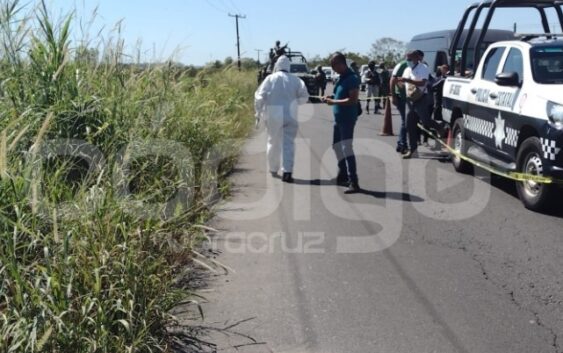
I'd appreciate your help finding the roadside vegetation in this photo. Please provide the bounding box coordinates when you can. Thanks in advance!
[0,1,255,352]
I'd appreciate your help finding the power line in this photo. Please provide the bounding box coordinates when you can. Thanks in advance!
[228,13,246,71]
[204,0,228,14]
[219,0,236,13]
[228,0,242,13]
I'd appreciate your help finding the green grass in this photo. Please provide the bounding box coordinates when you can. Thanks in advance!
[0,1,255,352]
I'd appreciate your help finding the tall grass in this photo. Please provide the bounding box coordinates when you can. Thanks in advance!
[0,1,255,352]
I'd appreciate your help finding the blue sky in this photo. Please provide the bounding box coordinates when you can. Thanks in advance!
[53,0,563,65]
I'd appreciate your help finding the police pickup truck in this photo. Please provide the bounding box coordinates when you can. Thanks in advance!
[443,36,563,211]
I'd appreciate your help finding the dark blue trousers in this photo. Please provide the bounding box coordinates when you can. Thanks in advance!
[333,120,358,184]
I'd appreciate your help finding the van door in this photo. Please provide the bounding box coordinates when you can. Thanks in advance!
[465,46,506,149]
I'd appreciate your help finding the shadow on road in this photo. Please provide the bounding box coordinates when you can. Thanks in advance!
[356,189,425,202]
[291,178,425,203]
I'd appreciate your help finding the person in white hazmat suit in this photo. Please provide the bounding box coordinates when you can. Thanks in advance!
[254,55,309,183]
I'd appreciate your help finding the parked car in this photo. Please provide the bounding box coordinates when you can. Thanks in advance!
[322,66,333,82]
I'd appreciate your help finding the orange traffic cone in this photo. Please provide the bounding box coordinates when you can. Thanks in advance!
[379,97,394,136]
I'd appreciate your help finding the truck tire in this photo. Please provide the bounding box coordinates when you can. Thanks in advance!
[450,119,472,174]
[515,136,555,211]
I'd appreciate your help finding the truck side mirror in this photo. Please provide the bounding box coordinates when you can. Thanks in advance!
[495,72,521,87]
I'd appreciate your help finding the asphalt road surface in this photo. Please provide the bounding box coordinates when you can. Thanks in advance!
[183,91,563,353]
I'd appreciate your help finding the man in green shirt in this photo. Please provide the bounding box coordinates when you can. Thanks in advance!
[390,59,409,153]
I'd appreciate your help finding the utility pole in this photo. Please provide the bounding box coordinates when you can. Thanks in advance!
[254,49,263,65]
[228,13,246,71]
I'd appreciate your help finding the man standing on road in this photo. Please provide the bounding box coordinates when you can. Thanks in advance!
[365,61,381,114]
[323,52,361,194]
[255,55,310,183]
[390,58,409,154]
[378,63,390,109]
[315,65,328,97]
[399,50,443,159]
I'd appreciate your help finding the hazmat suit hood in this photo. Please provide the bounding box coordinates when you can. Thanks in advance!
[274,55,291,73]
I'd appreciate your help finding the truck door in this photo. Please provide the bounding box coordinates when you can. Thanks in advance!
[465,46,506,149]
[486,47,524,162]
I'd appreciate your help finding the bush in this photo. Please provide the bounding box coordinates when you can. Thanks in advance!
[0,1,255,352]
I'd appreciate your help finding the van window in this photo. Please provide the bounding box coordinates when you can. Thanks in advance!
[423,51,437,72]
[482,47,506,81]
[502,48,524,85]
[436,51,448,67]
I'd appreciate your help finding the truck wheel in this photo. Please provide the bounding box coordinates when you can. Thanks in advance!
[515,137,555,211]
[450,119,472,174]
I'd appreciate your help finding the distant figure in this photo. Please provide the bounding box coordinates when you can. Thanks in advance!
[364,61,381,114]
[315,65,327,97]
[255,55,310,183]
[322,52,361,194]
[432,64,450,121]
[274,40,288,56]
[378,63,390,108]
[390,57,409,154]
[350,61,361,78]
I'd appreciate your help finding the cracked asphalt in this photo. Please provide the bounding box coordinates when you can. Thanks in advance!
[188,93,563,353]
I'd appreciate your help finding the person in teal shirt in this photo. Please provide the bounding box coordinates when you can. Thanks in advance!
[323,52,361,193]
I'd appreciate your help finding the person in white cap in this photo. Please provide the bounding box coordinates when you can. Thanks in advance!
[255,55,309,183]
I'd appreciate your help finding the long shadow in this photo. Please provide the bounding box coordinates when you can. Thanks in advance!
[291,178,425,203]
[292,178,336,186]
[357,189,425,202]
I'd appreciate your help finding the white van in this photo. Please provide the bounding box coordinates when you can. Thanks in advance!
[322,66,333,82]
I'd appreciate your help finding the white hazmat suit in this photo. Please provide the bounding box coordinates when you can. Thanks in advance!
[254,55,309,174]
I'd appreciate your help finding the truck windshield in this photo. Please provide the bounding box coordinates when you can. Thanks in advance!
[531,47,563,84]
[290,64,308,73]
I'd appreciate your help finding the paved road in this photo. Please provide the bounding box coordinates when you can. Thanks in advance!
[185,94,563,353]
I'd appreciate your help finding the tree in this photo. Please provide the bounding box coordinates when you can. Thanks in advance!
[344,52,370,66]
[308,55,327,69]
[369,37,406,66]
[224,56,234,66]
[240,57,260,70]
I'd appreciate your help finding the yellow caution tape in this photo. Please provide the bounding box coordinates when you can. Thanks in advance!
[417,123,556,185]
[310,95,390,102]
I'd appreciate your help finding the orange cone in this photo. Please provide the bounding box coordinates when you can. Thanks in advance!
[379,97,394,136]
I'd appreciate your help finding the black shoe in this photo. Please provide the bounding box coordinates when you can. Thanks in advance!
[270,171,278,178]
[402,150,419,159]
[344,181,360,194]
[282,172,294,183]
[336,174,349,186]
[396,145,407,154]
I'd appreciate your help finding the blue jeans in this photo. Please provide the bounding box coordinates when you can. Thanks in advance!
[395,97,407,149]
[333,120,358,183]
[406,94,440,152]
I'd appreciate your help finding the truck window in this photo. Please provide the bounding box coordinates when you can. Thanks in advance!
[502,48,524,85]
[482,47,506,82]
[531,47,563,84]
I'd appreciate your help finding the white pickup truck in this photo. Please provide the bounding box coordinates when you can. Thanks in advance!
[442,37,563,211]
